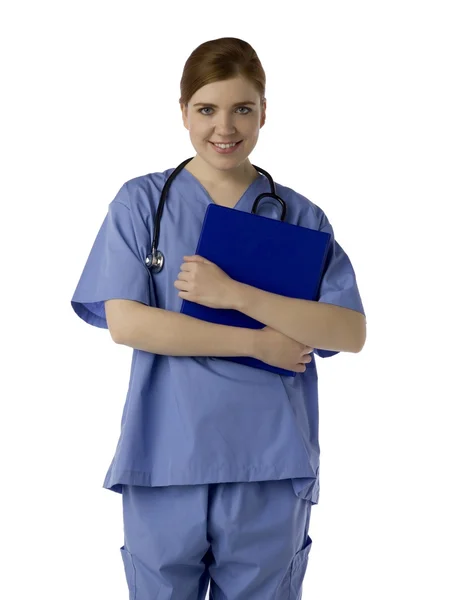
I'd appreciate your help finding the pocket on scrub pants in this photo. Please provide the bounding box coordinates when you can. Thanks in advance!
[290,534,313,598]
[276,534,313,599]
[120,545,137,599]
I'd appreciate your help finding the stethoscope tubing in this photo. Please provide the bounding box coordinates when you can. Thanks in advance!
[145,157,286,273]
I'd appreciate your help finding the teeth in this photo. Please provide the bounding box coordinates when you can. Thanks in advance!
[214,142,238,149]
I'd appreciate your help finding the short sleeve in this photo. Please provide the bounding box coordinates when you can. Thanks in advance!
[71,183,152,329]
[314,211,366,358]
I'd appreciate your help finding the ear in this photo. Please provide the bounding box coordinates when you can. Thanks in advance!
[180,102,189,130]
[261,100,267,128]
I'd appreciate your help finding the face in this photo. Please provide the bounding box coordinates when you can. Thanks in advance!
[181,75,266,179]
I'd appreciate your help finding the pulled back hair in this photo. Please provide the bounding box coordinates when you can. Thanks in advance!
[179,37,266,108]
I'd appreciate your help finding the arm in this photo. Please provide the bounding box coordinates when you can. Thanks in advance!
[106,299,257,357]
[232,283,366,353]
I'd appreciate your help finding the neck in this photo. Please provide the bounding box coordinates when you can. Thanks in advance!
[186,155,258,187]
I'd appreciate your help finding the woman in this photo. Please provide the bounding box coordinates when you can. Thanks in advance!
[71,37,366,600]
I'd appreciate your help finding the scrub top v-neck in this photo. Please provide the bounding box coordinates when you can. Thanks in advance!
[180,167,264,211]
[70,166,366,505]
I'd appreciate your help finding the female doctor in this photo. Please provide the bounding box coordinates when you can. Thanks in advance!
[71,37,366,600]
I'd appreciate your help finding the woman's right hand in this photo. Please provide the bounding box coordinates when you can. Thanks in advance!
[253,325,313,373]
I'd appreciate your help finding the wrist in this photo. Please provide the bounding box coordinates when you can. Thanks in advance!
[230,280,247,312]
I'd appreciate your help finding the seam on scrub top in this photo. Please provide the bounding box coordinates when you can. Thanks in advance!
[113,185,153,283]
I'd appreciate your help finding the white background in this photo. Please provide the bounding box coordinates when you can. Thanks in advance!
[2,1,448,598]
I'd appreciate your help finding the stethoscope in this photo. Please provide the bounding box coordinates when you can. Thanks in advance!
[145,157,287,274]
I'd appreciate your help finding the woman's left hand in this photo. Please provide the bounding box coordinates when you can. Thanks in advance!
[174,255,241,310]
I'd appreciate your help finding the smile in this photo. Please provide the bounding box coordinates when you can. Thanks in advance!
[209,140,243,154]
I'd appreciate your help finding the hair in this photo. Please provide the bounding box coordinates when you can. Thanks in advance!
[179,37,266,109]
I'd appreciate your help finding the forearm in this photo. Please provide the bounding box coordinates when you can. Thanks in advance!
[233,283,366,353]
[116,302,257,357]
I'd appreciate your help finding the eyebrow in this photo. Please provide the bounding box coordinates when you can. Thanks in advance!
[192,101,257,108]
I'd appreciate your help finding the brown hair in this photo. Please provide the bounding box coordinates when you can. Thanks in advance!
[179,37,266,108]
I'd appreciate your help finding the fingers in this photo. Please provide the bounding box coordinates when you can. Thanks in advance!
[301,346,314,355]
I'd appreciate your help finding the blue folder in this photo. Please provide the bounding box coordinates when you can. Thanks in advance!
[180,204,331,377]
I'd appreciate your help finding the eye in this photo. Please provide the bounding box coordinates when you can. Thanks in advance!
[198,106,252,116]
[237,106,252,115]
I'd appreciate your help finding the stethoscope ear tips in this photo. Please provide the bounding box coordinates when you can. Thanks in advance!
[145,251,164,273]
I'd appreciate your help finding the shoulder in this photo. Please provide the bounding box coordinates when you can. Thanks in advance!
[110,167,176,213]
[273,179,328,229]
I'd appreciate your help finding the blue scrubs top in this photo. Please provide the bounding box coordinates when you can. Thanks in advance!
[71,167,366,505]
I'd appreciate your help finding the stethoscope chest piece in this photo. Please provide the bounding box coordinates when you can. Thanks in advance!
[145,251,164,273]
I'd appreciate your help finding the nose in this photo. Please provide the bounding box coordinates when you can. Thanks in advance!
[212,113,238,135]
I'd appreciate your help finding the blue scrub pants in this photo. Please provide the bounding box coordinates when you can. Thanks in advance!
[120,479,313,599]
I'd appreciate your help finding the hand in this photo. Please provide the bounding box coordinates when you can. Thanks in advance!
[254,326,314,373]
[174,255,240,310]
